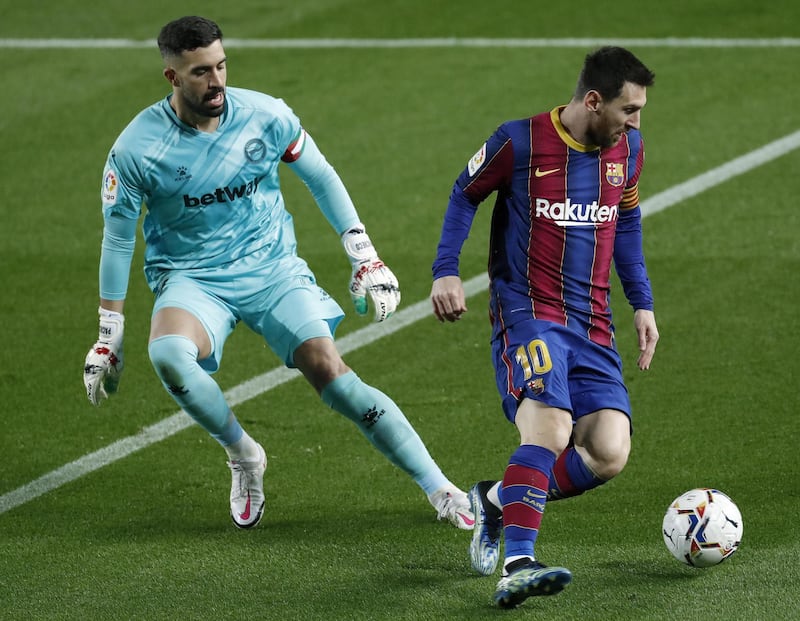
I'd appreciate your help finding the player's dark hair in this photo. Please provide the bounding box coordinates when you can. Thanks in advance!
[157,16,223,58]
[574,46,655,101]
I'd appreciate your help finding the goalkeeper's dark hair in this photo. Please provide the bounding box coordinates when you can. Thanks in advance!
[574,46,655,101]
[157,16,223,59]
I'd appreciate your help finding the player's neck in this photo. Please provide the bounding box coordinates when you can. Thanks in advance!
[182,111,220,133]
[558,102,590,147]
[170,99,220,133]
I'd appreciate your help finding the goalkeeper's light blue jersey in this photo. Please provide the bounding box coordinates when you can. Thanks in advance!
[100,86,306,290]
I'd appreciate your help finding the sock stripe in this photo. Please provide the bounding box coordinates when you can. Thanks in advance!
[548,447,606,500]
[501,445,556,561]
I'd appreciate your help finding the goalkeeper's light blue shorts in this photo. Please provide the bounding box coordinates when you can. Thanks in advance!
[491,318,632,427]
[151,249,344,373]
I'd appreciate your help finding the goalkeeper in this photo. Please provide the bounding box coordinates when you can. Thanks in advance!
[83,15,473,531]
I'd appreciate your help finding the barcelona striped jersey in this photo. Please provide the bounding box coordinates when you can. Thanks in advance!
[433,107,654,348]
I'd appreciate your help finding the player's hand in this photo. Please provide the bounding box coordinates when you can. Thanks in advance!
[633,308,659,370]
[342,224,401,322]
[84,307,125,405]
[349,259,401,322]
[430,275,467,322]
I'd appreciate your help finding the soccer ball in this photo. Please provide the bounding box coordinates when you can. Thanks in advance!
[662,488,743,568]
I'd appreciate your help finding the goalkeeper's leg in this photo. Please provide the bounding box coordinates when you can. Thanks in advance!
[305,346,473,529]
[148,334,267,528]
[148,335,250,449]
[320,370,447,490]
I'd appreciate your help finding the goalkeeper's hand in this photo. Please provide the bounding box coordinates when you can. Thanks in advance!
[342,223,401,322]
[84,307,125,406]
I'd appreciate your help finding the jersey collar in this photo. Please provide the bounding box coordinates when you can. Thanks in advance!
[550,106,598,153]
[163,94,228,133]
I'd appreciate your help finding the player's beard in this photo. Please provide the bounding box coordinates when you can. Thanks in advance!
[182,87,226,119]
[588,130,625,149]
[588,117,625,148]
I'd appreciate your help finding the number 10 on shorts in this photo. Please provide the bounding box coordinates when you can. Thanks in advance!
[515,339,552,380]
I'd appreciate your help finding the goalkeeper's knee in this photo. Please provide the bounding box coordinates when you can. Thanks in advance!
[148,335,200,390]
[148,335,233,438]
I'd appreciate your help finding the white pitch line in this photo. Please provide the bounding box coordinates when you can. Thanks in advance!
[1,37,799,49]
[1,129,799,516]
[641,129,800,217]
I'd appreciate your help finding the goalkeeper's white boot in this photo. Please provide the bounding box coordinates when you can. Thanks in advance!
[228,443,267,529]
[428,485,475,530]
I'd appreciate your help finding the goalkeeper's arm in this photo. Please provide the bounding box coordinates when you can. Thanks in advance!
[283,128,360,234]
[84,212,136,405]
[285,129,400,322]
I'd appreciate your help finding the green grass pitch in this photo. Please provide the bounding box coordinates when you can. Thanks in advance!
[1,1,799,619]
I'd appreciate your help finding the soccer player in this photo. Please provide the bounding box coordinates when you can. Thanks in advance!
[83,16,473,531]
[429,47,659,607]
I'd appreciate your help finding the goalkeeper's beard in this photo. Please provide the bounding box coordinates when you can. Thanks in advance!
[180,87,226,119]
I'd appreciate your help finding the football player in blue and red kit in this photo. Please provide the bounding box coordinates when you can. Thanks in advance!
[430,46,659,608]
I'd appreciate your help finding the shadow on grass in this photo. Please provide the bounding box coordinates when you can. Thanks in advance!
[596,558,713,583]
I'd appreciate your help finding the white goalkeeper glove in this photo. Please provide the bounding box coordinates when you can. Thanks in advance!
[84,307,125,406]
[342,223,401,322]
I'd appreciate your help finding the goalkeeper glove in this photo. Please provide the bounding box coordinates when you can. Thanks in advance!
[84,307,125,406]
[341,223,401,322]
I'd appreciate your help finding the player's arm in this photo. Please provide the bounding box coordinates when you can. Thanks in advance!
[84,150,141,406]
[430,186,478,322]
[614,133,658,370]
[99,212,137,312]
[614,192,658,370]
[284,128,400,322]
[84,211,136,405]
[431,130,513,322]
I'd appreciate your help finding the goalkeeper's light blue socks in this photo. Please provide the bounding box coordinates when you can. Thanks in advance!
[148,335,250,456]
[321,371,449,495]
[148,337,451,492]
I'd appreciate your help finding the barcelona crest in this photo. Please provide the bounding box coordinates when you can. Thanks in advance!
[605,162,625,187]
[527,378,545,396]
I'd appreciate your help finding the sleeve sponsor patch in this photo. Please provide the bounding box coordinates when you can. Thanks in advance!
[467,143,487,176]
[102,168,118,205]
